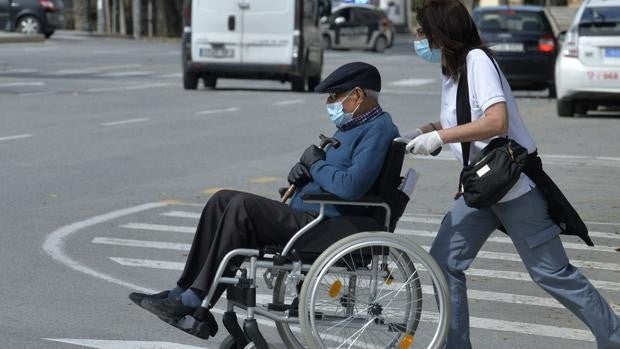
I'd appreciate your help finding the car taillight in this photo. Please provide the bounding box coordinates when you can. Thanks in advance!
[538,34,555,53]
[183,0,191,27]
[563,40,578,57]
[39,0,55,11]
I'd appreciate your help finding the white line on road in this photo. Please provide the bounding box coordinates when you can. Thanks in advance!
[196,107,239,115]
[44,339,207,349]
[101,118,150,127]
[0,81,45,87]
[0,134,33,142]
[274,99,305,106]
[161,210,201,219]
[88,83,173,93]
[120,222,194,233]
[19,91,56,97]
[98,71,154,78]
[398,228,620,253]
[92,237,190,251]
[48,64,143,76]
[111,257,184,270]
[389,78,436,87]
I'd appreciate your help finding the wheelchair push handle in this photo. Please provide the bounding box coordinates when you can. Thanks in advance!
[394,136,442,156]
[281,134,340,203]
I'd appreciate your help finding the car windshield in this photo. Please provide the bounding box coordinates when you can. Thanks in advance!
[579,6,620,36]
[474,10,549,33]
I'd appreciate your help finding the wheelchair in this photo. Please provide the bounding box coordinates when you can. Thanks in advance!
[176,139,450,349]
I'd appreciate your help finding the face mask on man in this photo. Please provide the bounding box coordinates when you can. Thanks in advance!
[326,90,361,127]
[414,38,442,63]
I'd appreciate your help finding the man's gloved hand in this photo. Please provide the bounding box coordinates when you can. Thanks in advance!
[406,130,444,155]
[300,145,326,169]
[278,187,288,198]
[287,162,312,187]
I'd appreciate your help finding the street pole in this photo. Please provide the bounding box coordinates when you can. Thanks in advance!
[120,0,126,35]
[97,0,104,32]
[132,0,141,39]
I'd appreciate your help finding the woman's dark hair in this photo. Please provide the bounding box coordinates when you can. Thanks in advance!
[416,0,492,81]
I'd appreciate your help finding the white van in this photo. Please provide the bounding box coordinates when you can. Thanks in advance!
[182,0,330,92]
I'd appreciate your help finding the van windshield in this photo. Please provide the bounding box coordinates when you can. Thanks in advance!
[579,6,620,36]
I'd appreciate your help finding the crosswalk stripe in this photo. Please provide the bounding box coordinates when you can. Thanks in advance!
[397,229,619,253]
[161,211,201,219]
[92,237,190,250]
[108,256,620,314]
[120,222,195,233]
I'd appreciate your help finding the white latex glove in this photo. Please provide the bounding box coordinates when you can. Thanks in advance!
[406,130,444,155]
[402,128,423,140]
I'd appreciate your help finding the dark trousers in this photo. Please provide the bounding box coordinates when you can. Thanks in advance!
[176,189,316,307]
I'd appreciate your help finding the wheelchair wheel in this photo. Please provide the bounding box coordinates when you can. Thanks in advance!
[299,232,450,349]
[273,271,305,348]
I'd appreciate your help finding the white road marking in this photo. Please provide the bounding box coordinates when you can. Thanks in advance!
[98,71,154,78]
[120,222,194,233]
[41,202,168,294]
[196,107,239,115]
[398,228,620,253]
[88,83,173,93]
[92,237,190,251]
[19,91,56,97]
[48,64,142,76]
[111,257,184,270]
[158,72,183,79]
[0,133,33,142]
[274,99,305,106]
[0,81,45,87]
[0,68,39,74]
[43,339,207,349]
[389,78,436,87]
[101,118,149,127]
[161,210,201,219]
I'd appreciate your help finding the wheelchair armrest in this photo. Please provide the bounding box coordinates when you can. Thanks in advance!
[301,192,385,205]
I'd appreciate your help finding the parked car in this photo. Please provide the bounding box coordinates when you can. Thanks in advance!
[0,0,64,38]
[555,0,620,117]
[320,4,394,53]
[473,5,560,97]
[181,0,330,92]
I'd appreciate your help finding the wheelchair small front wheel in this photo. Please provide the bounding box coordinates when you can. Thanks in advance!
[299,232,450,349]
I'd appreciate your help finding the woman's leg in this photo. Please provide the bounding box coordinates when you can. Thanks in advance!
[494,188,620,349]
[430,197,501,349]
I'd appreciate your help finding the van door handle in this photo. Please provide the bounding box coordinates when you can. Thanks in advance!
[228,15,235,31]
[238,1,250,10]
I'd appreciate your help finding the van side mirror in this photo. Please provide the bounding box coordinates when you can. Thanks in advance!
[557,30,567,43]
[334,16,346,24]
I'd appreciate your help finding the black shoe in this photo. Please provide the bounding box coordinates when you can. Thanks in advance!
[128,290,169,306]
[141,296,196,325]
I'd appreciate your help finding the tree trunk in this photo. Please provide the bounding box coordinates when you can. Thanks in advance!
[154,0,181,37]
[73,0,89,31]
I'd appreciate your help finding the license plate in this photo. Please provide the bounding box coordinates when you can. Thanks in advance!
[492,42,524,52]
[604,47,620,58]
[586,71,620,80]
[200,48,234,58]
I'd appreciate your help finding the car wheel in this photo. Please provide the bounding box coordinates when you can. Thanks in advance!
[203,75,217,89]
[183,71,199,90]
[373,35,388,53]
[16,15,42,35]
[291,76,306,92]
[556,99,574,117]
[322,35,331,50]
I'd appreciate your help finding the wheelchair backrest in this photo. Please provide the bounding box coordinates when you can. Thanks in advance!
[368,140,408,232]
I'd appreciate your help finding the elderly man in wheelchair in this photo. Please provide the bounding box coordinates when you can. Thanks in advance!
[129,62,450,349]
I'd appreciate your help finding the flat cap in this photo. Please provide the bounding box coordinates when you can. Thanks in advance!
[314,62,381,93]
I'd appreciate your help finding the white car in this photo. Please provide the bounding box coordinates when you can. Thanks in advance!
[555,0,620,116]
[555,0,620,117]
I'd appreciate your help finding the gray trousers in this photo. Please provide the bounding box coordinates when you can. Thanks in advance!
[430,188,620,349]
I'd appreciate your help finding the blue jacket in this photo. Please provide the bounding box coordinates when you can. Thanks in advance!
[290,111,400,217]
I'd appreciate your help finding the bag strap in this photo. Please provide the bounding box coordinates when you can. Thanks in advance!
[456,49,503,167]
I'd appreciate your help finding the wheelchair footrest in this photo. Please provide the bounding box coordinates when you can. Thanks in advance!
[175,312,218,340]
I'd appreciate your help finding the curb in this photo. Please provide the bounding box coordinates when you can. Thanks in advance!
[0,33,45,44]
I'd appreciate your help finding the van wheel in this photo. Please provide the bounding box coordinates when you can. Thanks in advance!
[183,71,199,90]
[373,35,388,53]
[307,75,321,92]
[557,99,574,117]
[291,76,305,92]
[203,75,217,89]
[322,35,331,50]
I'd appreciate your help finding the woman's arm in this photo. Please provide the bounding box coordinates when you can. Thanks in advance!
[438,101,508,144]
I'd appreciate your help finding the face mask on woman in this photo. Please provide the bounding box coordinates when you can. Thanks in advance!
[414,39,442,63]
[326,90,360,127]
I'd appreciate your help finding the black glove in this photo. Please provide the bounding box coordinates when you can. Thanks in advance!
[278,187,288,198]
[300,145,325,169]
[287,162,312,187]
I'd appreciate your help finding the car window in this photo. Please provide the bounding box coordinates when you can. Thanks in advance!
[578,6,620,35]
[333,8,351,22]
[352,8,378,22]
[474,10,550,33]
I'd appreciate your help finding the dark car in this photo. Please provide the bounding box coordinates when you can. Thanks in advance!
[473,5,560,97]
[0,0,65,38]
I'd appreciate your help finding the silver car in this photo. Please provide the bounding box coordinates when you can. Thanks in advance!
[555,0,620,117]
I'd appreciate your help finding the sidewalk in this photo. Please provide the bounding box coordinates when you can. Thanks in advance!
[0,31,44,44]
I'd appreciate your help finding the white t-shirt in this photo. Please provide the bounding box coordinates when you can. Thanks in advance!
[440,49,537,203]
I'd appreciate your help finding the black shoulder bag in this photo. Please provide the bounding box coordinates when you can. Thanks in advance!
[456,51,529,209]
